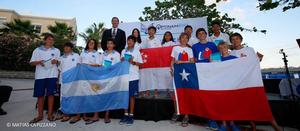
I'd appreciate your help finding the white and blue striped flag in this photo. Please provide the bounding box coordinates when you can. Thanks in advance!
[61,61,130,114]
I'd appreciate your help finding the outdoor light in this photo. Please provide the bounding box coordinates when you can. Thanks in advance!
[279,48,296,102]
[296,39,300,48]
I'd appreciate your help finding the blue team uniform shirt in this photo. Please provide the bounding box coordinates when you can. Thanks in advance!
[221,55,238,61]
[192,42,219,63]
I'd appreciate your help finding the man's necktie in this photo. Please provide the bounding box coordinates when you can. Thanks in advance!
[112,28,116,39]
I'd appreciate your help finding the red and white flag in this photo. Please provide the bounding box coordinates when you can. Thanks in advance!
[139,46,174,91]
[173,54,274,121]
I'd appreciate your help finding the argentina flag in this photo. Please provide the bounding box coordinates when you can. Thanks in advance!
[61,61,130,114]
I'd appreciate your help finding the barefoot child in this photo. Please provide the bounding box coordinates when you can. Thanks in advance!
[119,35,143,125]
[103,38,121,123]
[29,34,60,123]
[170,32,194,127]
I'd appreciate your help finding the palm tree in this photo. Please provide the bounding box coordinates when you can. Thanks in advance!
[45,22,76,51]
[0,19,39,39]
[46,22,76,41]
[79,22,105,43]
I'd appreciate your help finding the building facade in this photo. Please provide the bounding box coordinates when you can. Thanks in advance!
[0,8,77,35]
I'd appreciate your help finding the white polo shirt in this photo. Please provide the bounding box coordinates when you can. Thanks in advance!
[209,32,231,45]
[162,41,176,47]
[141,37,161,49]
[58,52,80,84]
[230,47,259,61]
[80,50,102,65]
[58,53,80,73]
[121,48,143,81]
[125,42,142,51]
[102,50,120,67]
[30,46,61,80]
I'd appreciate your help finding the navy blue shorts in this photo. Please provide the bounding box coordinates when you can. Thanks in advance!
[33,78,58,97]
[129,80,139,97]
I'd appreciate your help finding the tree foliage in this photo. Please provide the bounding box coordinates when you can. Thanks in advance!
[258,0,300,12]
[0,33,38,71]
[0,19,39,40]
[44,22,77,52]
[0,20,79,71]
[139,0,266,35]
[79,22,105,43]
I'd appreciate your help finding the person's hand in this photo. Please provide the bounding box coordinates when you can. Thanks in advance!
[170,70,174,77]
[39,60,45,67]
[257,52,264,62]
[51,59,58,64]
[90,64,100,67]
[175,60,182,64]
[129,58,134,64]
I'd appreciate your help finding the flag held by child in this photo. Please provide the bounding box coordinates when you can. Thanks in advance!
[174,55,274,121]
[139,46,173,91]
[61,61,130,114]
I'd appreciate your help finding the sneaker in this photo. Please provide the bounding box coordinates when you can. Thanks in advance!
[207,120,219,131]
[218,125,227,131]
[230,124,240,131]
[170,113,179,123]
[119,115,128,125]
[126,116,134,126]
[181,117,189,127]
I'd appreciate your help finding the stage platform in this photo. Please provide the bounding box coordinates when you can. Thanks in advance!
[100,92,300,127]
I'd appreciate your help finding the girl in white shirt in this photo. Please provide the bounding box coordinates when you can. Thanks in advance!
[161,31,176,47]
[80,39,102,67]
[80,39,102,125]
[125,28,143,50]
[170,32,194,127]
[132,28,142,50]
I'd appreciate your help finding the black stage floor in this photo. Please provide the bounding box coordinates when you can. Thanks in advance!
[44,79,300,129]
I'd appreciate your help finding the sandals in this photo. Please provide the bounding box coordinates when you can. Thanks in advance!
[69,117,81,124]
[60,116,71,122]
[170,113,179,123]
[181,117,189,127]
[47,116,56,122]
[29,117,43,124]
[83,117,90,122]
[85,118,99,125]
[104,118,111,123]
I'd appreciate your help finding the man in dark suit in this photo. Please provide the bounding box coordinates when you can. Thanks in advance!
[101,17,126,53]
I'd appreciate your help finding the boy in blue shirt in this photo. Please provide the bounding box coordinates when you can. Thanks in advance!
[192,28,218,63]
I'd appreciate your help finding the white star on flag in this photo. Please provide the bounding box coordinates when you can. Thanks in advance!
[180,69,190,81]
